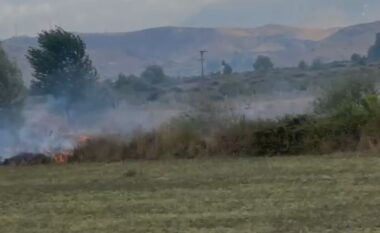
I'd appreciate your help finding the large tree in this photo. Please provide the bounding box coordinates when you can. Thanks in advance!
[0,43,26,128]
[27,27,97,104]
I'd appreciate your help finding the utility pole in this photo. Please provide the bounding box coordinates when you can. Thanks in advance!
[200,50,208,78]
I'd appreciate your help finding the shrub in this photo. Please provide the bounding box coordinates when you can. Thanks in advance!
[253,55,274,73]
[298,60,308,70]
[314,74,376,121]
[71,74,380,162]
[70,136,127,162]
[311,58,323,70]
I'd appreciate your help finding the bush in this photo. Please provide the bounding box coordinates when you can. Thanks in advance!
[141,65,166,84]
[253,55,274,73]
[71,74,380,162]
[314,74,376,120]
[72,113,364,162]
[70,136,127,162]
[311,58,323,70]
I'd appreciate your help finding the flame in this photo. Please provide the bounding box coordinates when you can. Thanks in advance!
[53,151,72,164]
[78,135,91,144]
[51,135,92,164]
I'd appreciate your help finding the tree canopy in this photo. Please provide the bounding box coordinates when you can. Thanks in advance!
[27,27,97,103]
[141,65,166,84]
[298,60,308,70]
[351,53,367,66]
[0,44,26,110]
[253,55,274,72]
[222,60,233,75]
[314,74,377,119]
[311,58,323,70]
[368,33,380,61]
[0,43,26,127]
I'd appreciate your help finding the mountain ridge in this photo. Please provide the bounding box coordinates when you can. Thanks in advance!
[3,21,380,83]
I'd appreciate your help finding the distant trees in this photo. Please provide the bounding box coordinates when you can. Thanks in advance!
[141,65,166,84]
[311,58,323,70]
[253,55,274,73]
[27,27,97,105]
[0,43,26,128]
[298,60,308,70]
[221,60,233,75]
[368,33,380,61]
[351,53,366,66]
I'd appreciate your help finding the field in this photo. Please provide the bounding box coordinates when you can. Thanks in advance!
[1,155,380,233]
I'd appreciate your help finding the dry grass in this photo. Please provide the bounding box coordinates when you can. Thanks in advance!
[1,155,380,233]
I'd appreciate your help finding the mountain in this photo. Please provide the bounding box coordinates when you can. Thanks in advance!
[2,21,380,83]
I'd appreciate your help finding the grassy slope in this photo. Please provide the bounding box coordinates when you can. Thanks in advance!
[1,156,380,233]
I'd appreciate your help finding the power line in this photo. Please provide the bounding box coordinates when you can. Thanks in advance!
[200,50,208,78]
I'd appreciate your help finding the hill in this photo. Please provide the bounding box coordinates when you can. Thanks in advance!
[3,21,380,83]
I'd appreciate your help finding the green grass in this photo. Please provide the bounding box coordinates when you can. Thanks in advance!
[1,155,380,233]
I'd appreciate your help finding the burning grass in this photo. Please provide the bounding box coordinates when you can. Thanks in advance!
[67,114,380,163]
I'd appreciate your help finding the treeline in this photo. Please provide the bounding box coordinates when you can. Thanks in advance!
[3,27,380,115]
[0,28,174,128]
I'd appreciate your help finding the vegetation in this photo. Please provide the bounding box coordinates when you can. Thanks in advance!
[1,156,380,233]
[70,71,380,162]
[311,58,323,70]
[253,55,274,72]
[367,32,380,61]
[298,60,308,70]
[0,43,26,129]
[351,53,366,65]
[222,60,233,75]
[141,65,166,84]
[27,27,97,107]
[4,26,380,233]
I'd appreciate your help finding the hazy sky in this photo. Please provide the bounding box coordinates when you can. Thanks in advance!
[1,0,379,39]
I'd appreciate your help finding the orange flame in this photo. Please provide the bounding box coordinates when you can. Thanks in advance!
[53,151,72,164]
[78,135,91,144]
[52,134,93,165]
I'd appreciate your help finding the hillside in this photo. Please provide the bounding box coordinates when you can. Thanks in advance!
[3,21,380,83]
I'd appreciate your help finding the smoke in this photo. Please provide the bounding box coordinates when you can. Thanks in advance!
[0,96,182,160]
[236,93,314,119]
[0,84,315,161]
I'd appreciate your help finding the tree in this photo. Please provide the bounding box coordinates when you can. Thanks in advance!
[298,60,308,70]
[351,53,367,66]
[253,55,274,72]
[141,65,166,84]
[314,74,376,118]
[368,33,380,61]
[311,58,323,70]
[27,27,97,105]
[0,43,26,128]
[221,60,233,75]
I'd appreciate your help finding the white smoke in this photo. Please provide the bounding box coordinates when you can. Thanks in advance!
[0,89,314,161]
[0,97,182,160]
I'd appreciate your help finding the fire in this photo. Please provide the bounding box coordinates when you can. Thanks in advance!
[78,135,91,144]
[51,135,92,165]
[53,151,72,164]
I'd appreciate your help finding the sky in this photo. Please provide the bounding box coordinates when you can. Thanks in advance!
[1,0,379,39]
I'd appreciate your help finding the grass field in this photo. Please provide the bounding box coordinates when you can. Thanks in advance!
[1,155,380,233]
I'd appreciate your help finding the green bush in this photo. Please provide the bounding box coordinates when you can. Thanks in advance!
[71,74,380,162]
[72,113,364,162]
